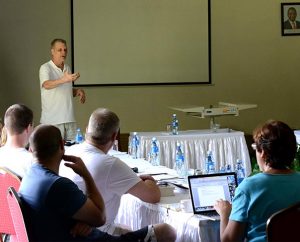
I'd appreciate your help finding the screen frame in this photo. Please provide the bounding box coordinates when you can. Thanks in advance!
[188,172,238,214]
[70,0,211,87]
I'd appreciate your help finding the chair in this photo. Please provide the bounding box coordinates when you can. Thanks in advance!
[6,187,29,242]
[0,167,21,242]
[266,201,300,242]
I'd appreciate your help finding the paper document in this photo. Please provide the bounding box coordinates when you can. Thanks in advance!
[152,174,178,181]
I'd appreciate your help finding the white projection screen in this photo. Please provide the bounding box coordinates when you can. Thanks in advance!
[72,0,211,86]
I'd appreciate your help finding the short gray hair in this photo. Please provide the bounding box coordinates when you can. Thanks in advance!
[85,108,120,145]
[50,38,67,48]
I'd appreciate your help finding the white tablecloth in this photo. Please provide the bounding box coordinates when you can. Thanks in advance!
[130,129,252,176]
[115,192,220,242]
[115,187,220,242]
[109,152,220,242]
[294,130,300,144]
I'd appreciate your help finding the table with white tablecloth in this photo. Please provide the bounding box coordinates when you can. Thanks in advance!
[109,152,220,242]
[115,193,220,242]
[129,129,252,176]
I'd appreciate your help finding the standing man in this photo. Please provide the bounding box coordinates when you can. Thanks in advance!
[39,38,86,141]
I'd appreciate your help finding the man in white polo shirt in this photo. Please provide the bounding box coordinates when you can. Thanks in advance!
[39,38,86,140]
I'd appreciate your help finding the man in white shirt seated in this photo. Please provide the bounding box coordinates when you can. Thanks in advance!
[0,104,34,178]
[60,108,175,240]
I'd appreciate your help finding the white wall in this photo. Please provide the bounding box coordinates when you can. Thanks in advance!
[1,0,300,135]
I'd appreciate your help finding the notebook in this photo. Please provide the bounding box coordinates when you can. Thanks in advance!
[188,172,238,221]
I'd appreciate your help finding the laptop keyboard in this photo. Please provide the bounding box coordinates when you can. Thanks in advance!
[195,211,220,221]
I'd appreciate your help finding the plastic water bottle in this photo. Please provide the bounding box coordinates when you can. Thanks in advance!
[175,143,186,177]
[220,163,232,173]
[112,140,119,151]
[226,164,232,172]
[171,114,179,135]
[131,132,140,159]
[235,159,245,185]
[219,166,226,173]
[150,137,160,166]
[75,128,84,144]
[205,151,215,174]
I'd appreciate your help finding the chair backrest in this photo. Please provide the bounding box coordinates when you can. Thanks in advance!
[0,167,21,236]
[6,187,29,242]
[266,201,300,242]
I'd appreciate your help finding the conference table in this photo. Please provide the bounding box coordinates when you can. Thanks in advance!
[129,129,252,176]
[109,151,221,242]
[116,193,220,242]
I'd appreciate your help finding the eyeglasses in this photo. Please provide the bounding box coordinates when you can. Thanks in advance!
[251,143,257,151]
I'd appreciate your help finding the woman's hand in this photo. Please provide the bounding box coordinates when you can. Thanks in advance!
[214,199,232,219]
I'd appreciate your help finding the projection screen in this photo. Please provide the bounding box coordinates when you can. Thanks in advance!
[72,0,211,86]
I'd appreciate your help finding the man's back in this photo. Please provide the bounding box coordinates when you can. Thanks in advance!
[0,146,33,178]
[20,163,87,241]
[60,142,141,230]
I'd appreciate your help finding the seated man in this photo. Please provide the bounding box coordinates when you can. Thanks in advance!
[59,108,168,235]
[20,124,176,242]
[0,104,34,177]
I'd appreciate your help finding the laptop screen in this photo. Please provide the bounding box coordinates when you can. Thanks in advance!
[188,172,238,214]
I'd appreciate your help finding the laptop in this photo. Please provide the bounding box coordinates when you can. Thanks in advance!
[188,172,238,221]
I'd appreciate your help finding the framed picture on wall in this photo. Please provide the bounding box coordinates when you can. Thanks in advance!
[281,2,300,36]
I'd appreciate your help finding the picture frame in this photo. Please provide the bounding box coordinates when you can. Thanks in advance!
[281,2,300,36]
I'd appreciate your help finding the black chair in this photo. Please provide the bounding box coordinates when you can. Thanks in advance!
[266,201,300,242]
